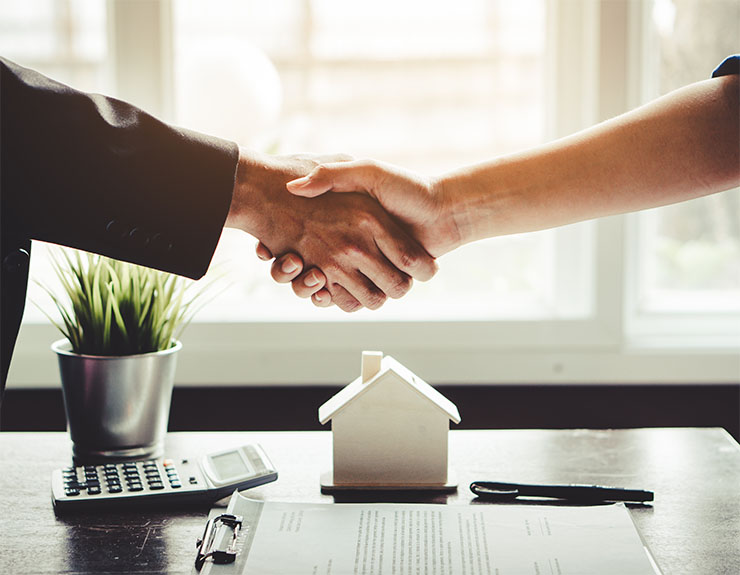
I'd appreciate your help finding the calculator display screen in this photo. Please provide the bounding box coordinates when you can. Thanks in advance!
[210,451,248,479]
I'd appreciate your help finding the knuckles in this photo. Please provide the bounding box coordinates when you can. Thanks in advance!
[336,297,363,313]
[398,249,424,273]
[388,274,413,299]
[364,291,387,311]
[353,210,380,232]
[311,163,333,183]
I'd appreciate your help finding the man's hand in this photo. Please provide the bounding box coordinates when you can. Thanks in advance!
[255,242,333,307]
[226,150,437,312]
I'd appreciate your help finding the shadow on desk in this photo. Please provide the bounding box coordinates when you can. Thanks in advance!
[2,383,739,442]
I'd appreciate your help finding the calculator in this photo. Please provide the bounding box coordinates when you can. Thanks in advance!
[51,444,278,511]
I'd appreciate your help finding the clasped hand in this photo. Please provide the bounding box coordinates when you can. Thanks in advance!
[227,152,446,312]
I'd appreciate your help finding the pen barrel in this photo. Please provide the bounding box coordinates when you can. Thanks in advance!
[514,483,654,502]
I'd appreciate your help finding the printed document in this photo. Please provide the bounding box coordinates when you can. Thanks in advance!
[199,491,658,575]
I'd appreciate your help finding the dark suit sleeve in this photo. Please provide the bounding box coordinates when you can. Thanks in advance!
[1,56,239,279]
[712,55,739,77]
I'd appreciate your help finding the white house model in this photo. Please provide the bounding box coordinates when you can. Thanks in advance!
[319,351,461,489]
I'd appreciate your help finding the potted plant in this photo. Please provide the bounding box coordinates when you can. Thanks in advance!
[38,248,219,463]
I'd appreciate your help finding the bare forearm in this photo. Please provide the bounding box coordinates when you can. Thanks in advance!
[439,74,740,246]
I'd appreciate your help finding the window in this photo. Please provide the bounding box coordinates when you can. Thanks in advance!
[626,0,740,341]
[0,0,108,93]
[4,0,738,387]
[170,0,594,322]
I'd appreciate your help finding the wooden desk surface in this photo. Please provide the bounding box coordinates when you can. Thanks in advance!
[1,428,738,575]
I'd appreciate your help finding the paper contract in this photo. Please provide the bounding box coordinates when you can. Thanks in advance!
[198,491,658,575]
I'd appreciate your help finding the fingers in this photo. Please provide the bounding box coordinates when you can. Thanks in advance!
[311,288,333,307]
[269,253,304,283]
[371,217,438,283]
[255,241,337,306]
[255,241,273,261]
[291,268,328,299]
[286,160,380,198]
[326,284,363,313]
[257,243,330,301]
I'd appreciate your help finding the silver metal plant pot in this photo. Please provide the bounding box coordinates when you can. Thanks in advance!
[52,339,182,463]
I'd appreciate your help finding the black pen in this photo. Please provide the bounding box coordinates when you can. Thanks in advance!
[470,481,654,503]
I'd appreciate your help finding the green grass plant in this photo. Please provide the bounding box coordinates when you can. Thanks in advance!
[37,249,221,356]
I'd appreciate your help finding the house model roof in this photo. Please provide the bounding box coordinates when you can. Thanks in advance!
[318,353,461,425]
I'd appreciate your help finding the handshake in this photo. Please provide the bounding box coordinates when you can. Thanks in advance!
[225,71,739,312]
[225,151,454,312]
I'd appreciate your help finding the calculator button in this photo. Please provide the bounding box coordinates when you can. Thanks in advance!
[148,483,164,490]
[108,486,123,493]
[64,489,80,496]
[87,487,101,495]
[127,485,144,492]
[170,482,182,488]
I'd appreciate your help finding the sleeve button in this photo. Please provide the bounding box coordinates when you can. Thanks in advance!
[151,233,173,253]
[105,219,126,240]
[3,248,30,273]
[128,228,150,249]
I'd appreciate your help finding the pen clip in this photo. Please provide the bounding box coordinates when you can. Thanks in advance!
[195,513,243,571]
[470,482,522,502]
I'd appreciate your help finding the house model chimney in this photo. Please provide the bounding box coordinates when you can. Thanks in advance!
[361,351,383,383]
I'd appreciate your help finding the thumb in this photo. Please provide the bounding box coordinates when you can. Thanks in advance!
[286,161,379,198]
